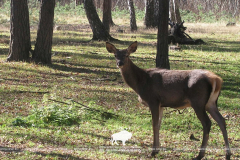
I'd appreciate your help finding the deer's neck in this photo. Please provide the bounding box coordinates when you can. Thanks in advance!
[120,59,148,94]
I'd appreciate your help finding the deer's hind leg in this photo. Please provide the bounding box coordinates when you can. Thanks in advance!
[206,101,231,160]
[192,107,212,160]
[190,93,212,160]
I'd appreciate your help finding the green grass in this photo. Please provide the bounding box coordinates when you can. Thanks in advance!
[0,13,240,160]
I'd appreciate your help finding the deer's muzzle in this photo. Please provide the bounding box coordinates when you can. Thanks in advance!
[117,61,124,68]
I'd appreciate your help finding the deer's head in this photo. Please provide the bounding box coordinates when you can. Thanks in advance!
[106,41,138,68]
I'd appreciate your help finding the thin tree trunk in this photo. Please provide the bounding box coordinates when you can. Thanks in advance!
[102,0,112,33]
[128,0,137,31]
[156,0,170,69]
[7,0,31,62]
[33,0,55,64]
[145,0,154,28]
[153,0,159,27]
[169,0,176,22]
[173,0,182,23]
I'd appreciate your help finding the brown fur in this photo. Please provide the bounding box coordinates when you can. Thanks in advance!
[106,41,231,160]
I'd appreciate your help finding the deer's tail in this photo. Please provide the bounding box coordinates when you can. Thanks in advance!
[206,72,223,109]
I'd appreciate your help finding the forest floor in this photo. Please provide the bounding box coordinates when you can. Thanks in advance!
[0,22,240,159]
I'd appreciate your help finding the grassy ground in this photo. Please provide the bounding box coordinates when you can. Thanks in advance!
[0,16,240,159]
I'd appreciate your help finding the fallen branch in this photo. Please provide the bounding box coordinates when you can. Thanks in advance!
[64,97,119,118]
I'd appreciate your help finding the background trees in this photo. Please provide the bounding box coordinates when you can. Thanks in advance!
[4,0,240,65]
[170,0,182,24]
[89,0,239,25]
[8,0,55,64]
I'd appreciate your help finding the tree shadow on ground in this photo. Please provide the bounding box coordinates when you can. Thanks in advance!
[48,63,117,76]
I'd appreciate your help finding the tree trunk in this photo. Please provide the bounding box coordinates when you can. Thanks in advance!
[7,0,31,62]
[156,0,170,69]
[102,0,112,33]
[173,0,182,23]
[128,0,137,31]
[169,0,181,23]
[33,0,55,64]
[145,0,154,28]
[169,0,176,22]
[153,0,159,27]
[84,0,115,41]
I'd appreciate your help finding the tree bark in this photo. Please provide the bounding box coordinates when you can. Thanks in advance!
[33,0,55,64]
[153,0,159,27]
[128,0,137,31]
[156,0,170,69]
[84,0,115,41]
[145,0,154,28]
[173,0,182,23]
[96,0,101,9]
[169,0,176,22]
[7,0,31,62]
[169,0,181,23]
[102,0,112,33]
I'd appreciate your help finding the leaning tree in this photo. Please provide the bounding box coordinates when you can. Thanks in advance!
[84,0,116,41]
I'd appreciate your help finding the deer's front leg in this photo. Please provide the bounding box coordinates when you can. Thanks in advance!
[150,104,163,157]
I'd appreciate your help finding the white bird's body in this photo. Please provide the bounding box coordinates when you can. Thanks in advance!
[111,130,132,145]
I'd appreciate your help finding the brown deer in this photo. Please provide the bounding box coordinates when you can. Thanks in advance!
[106,41,231,160]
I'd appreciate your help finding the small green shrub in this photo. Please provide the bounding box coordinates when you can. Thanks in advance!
[12,117,30,127]
[29,103,82,126]
[12,103,82,127]
[12,96,118,127]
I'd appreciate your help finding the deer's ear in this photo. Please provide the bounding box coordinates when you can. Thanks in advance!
[106,42,117,53]
[127,41,137,53]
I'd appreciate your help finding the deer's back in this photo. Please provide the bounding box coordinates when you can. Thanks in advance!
[142,69,217,108]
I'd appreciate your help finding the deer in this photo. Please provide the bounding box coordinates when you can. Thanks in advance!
[106,41,231,160]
